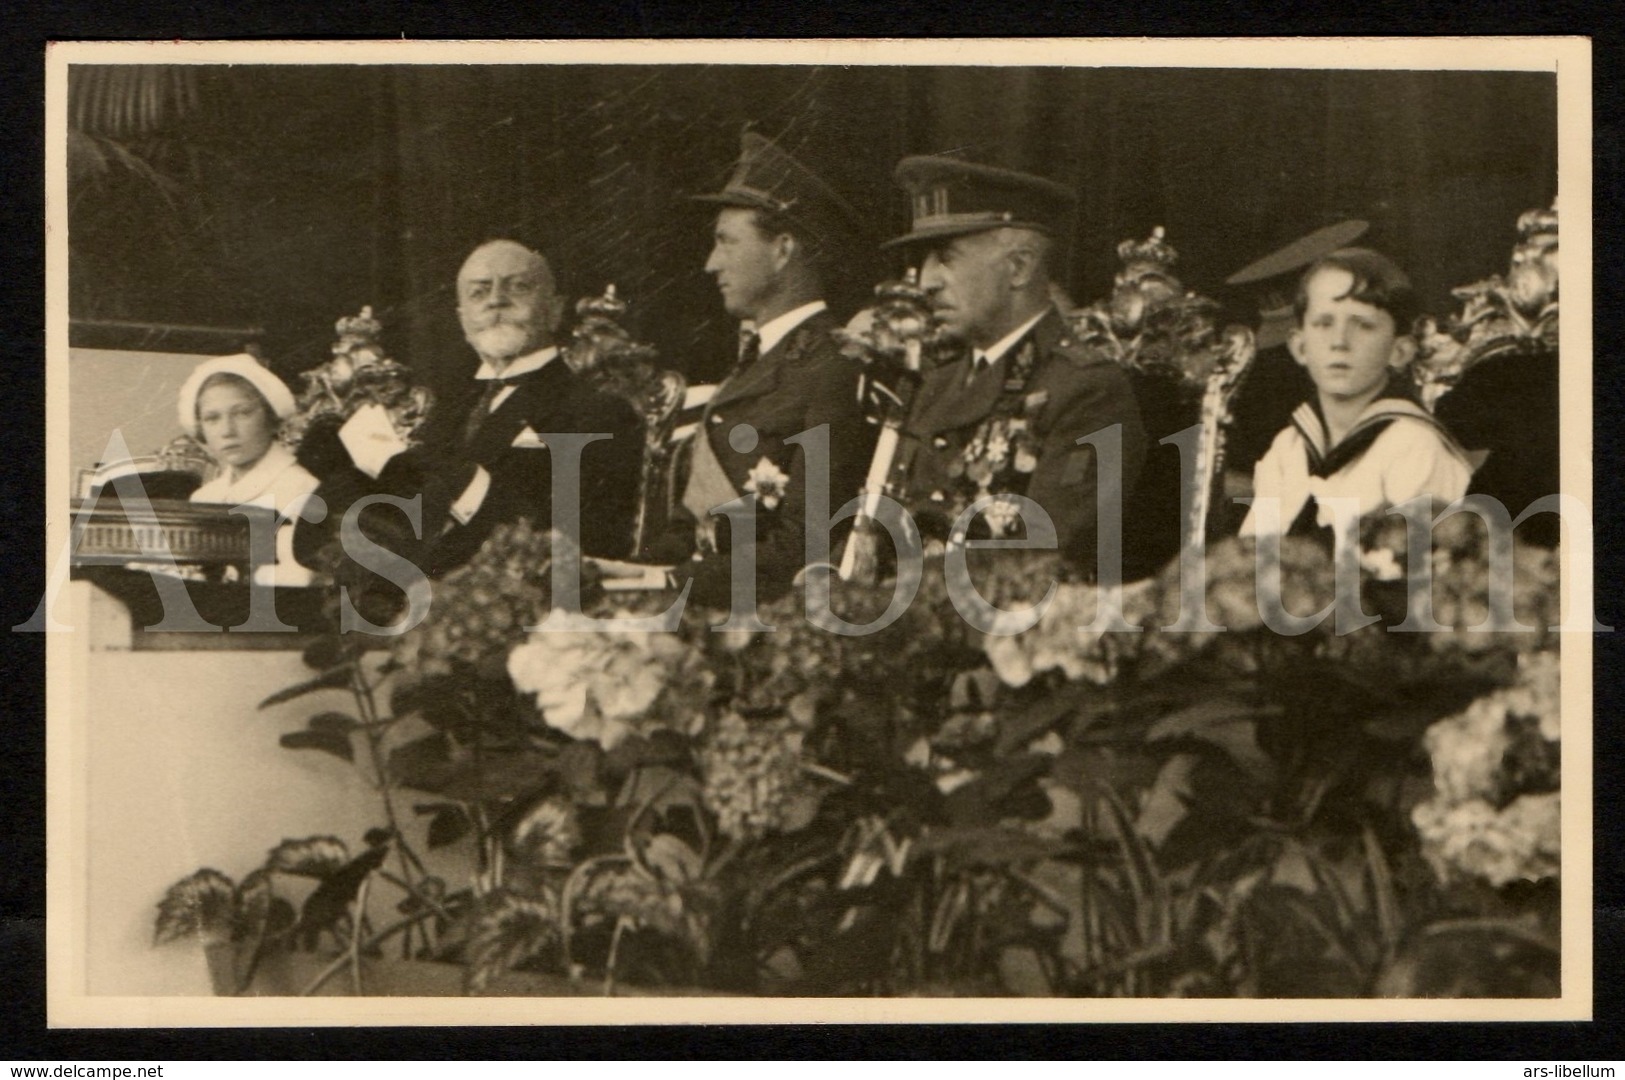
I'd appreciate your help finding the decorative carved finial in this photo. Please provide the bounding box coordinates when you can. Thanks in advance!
[333,305,384,353]
[576,283,630,323]
[1116,226,1179,278]
[1517,205,1558,242]
[1413,205,1560,408]
[876,268,931,314]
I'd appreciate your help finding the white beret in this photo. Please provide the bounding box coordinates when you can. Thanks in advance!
[177,353,298,437]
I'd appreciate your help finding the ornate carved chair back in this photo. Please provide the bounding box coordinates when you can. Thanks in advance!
[631,367,689,556]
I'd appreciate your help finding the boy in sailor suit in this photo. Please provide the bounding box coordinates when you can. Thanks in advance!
[1241,248,1472,539]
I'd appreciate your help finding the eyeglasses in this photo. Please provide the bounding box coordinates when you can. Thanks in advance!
[459,275,543,304]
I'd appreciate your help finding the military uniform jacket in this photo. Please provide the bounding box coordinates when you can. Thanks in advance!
[672,308,875,606]
[889,307,1147,565]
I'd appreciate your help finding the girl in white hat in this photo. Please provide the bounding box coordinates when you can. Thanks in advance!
[178,353,320,587]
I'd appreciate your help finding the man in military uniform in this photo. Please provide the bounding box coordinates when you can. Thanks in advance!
[880,156,1146,572]
[665,131,876,607]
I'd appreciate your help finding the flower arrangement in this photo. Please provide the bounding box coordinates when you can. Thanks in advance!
[153,283,1566,1000]
[279,305,434,452]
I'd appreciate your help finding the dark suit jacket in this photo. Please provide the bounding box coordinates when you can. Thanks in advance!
[1433,346,1560,547]
[668,308,875,607]
[297,356,642,582]
[889,307,1147,568]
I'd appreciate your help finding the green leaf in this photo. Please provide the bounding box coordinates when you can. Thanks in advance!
[998,944,1055,997]
[387,732,457,792]
[296,843,390,943]
[390,677,471,733]
[301,636,361,673]
[235,868,273,941]
[427,804,472,849]
[1049,745,1162,797]
[943,753,1050,827]
[639,833,703,885]
[1146,698,1275,784]
[1097,786,1160,924]
[615,764,704,819]
[555,741,605,803]
[258,666,352,710]
[951,669,1002,712]
[1361,826,1402,954]
[279,728,354,763]
[440,749,558,804]
[1135,753,1198,848]
[224,868,276,993]
[777,786,825,834]
[154,868,237,946]
[266,836,350,878]
[996,681,1101,756]
[1145,697,1261,741]
[913,825,1064,871]
[464,889,560,994]
[307,712,361,735]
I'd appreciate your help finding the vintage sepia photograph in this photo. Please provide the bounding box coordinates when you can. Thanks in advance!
[43,38,1593,1026]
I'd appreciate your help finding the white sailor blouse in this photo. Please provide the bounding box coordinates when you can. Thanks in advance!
[1240,398,1474,538]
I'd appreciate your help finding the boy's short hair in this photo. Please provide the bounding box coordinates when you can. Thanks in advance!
[1293,247,1419,333]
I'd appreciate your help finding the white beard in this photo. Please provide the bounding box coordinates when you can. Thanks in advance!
[468,322,534,364]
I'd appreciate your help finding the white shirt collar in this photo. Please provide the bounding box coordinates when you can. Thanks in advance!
[474,345,558,382]
[975,309,1049,368]
[753,300,827,356]
[202,441,301,504]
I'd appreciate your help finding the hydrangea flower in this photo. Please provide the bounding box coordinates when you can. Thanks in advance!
[508,618,701,750]
[1412,792,1560,887]
[983,579,1153,688]
[1412,650,1561,886]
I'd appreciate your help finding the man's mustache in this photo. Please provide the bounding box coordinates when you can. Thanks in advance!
[468,315,530,333]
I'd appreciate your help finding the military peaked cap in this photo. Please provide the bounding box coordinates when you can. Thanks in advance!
[884,156,1076,249]
[692,130,864,248]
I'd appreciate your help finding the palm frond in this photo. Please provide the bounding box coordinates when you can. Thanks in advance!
[69,65,199,137]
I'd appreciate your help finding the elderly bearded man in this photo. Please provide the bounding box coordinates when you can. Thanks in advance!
[661,132,875,607]
[300,239,642,580]
[880,157,1146,572]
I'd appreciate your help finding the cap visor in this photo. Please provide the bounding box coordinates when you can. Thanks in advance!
[689,191,781,212]
[881,218,1048,250]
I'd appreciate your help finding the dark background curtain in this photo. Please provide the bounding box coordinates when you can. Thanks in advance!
[67,64,1557,404]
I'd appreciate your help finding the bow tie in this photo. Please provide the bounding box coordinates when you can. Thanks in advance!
[464,374,526,443]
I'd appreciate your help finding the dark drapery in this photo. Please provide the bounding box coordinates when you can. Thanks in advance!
[68,64,1556,399]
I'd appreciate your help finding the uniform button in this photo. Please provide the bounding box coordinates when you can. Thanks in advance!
[933,436,948,449]
[1059,338,1071,346]
[710,413,724,425]
[930,490,946,503]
